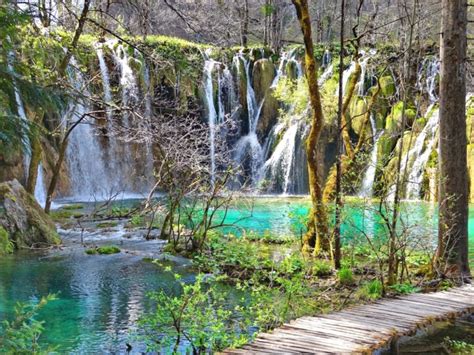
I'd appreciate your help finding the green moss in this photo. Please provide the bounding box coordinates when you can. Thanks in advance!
[379,76,396,97]
[61,204,84,210]
[86,245,121,255]
[96,221,119,229]
[50,209,75,220]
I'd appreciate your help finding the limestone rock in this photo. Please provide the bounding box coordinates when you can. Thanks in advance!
[252,58,278,137]
[0,179,60,248]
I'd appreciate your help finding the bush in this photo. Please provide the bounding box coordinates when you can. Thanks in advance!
[311,260,333,277]
[358,280,383,300]
[0,294,56,353]
[389,283,420,295]
[337,267,354,285]
[0,226,13,254]
[140,272,248,353]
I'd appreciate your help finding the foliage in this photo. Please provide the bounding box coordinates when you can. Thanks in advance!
[240,273,318,332]
[61,204,84,210]
[389,283,420,295]
[0,226,14,254]
[443,337,474,354]
[337,267,354,285]
[0,294,56,354]
[85,245,121,255]
[311,259,333,277]
[358,280,383,300]
[140,272,247,353]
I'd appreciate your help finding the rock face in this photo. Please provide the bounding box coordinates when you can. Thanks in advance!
[252,58,278,138]
[0,180,60,248]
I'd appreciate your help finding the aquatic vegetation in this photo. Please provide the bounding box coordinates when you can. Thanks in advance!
[85,245,121,255]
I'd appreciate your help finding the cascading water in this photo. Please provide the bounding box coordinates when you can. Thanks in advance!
[359,115,383,198]
[66,58,113,200]
[417,57,440,103]
[203,59,221,184]
[405,107,439,199]
[233,52,265,185]
[34,164,47,207]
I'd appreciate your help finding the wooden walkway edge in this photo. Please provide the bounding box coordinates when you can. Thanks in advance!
[223,284,474,354]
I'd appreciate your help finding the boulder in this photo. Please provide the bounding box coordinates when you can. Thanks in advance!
[0,179,60,249]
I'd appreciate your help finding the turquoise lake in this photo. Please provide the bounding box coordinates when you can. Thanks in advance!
[0,197,473,352]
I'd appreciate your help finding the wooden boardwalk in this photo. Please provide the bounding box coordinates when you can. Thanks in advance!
[223,285,473,354]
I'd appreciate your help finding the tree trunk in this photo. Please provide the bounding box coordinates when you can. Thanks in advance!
[291,0,330,256]
[334,0,345,269]
[438,0,470,278]
[58,0,91,77]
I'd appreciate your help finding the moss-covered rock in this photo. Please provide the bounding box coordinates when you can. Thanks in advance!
[379,76,396,97]
[385,101,417,135]
[86,245,121,255]
[0,180,60,249]
[252,58,278,137]
[349,97,369,136]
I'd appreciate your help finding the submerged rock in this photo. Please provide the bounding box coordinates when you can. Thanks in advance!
[0,179,60,249]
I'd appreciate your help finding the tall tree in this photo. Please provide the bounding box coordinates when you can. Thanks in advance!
[291,0,330,256]
[438,0,470,278]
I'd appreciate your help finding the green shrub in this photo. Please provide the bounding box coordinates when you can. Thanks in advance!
[444,337,474,353]
[85,245,121,255]
[311,260,333,277]
[389,283,420,295]
[140,272,247,353]
[358,280,383,300]
[0,226,13,254]
[0,294,57,353]
[337,267,354,285]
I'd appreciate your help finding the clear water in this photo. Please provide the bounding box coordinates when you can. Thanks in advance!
[0,197,473,352]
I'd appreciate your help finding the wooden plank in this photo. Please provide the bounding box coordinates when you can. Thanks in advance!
[220,286,473,354]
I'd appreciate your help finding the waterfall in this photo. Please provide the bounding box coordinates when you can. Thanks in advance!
[322,49,332,68]
[405,107,439,199]
[259,121,299,194]
[426,58,440,102]
[258,49,308,194]
[203,60,219,184]
[417,57,440,103]
[356,55,371,96]
[387,105,439,200]
[34,164,47,207]
[66,58,113,200]
[96,45,113,119]
[233,52,265,185]
[271,49,302,88]
[359,115,383,198]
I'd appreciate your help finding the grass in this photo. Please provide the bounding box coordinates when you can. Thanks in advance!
[337,267,354,285]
